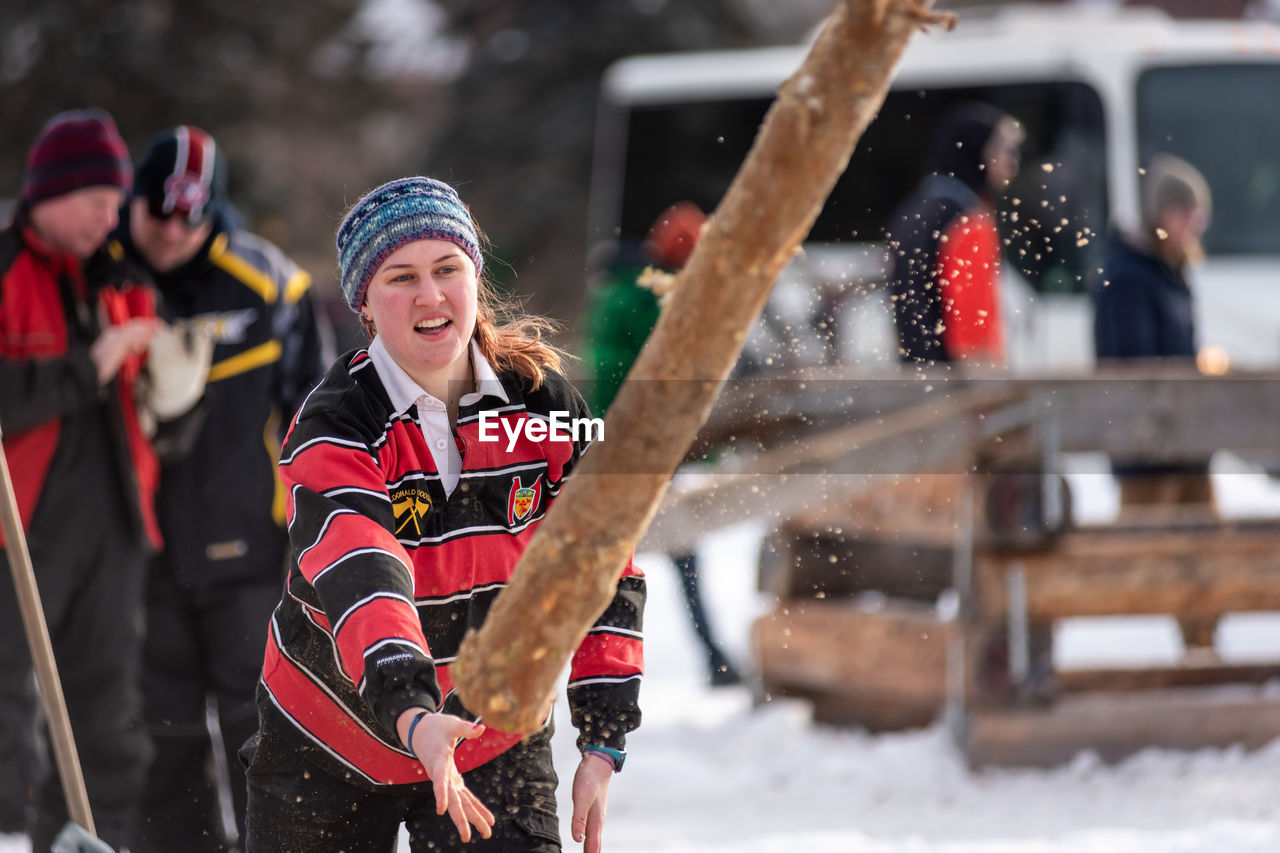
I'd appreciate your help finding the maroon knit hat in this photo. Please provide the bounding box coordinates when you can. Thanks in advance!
[21,108,132,207]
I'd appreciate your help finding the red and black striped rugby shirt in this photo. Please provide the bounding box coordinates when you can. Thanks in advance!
[259,348,644,788]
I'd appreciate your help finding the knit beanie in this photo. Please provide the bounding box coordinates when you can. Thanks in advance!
[133,125,227,226]
[336,177,483,312]
[21,108,132,207]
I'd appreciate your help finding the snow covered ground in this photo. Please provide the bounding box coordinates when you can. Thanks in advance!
[568,514,1280,853]
[558,455,1280,853]
[4,456,1280,852]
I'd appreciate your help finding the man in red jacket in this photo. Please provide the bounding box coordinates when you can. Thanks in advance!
[0,109,161,851]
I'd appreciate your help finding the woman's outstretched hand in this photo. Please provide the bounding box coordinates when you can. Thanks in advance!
[397,708,495,842]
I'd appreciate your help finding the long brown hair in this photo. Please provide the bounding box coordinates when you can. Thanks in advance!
[471,270,565,390]
[358,226,565,389]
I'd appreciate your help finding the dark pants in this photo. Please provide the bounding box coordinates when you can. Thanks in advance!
[0,504,151,852]
[134,560,280,853]
[243,714,561,853]
[672,552,739,684]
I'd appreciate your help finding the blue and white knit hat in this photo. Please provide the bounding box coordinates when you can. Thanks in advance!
[336,177,483,312]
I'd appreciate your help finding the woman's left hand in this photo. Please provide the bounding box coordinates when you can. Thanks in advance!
[570,752,614,853]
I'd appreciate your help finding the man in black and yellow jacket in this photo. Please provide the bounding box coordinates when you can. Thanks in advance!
[110,125,327,853]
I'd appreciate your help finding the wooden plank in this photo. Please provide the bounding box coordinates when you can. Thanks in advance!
[783,474,965,541]
[1043,372,1280,462]
[808,690,941,732]
[761,683,941,731]
[642,388,1001,553]
[691,367,1280,464]
[650,369,1280,554]
[962,687,1280,767]
[689,374,969,456]
[758,528,954,601]
[1058,663,1280,693]
[973,527,1280,621]
[754,600,954,714]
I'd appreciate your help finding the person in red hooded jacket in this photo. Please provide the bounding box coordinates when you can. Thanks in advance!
[0,109,161,851]
[885,102,1023,366]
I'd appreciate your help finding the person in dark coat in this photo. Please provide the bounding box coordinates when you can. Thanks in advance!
[1094,153,1216,651]
[111,125,328,852]
[885,101,1023,365]
[1095,153,1208,363]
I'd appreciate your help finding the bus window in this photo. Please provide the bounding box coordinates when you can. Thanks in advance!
[1138,64,1280,256]
[608,80,1107,295]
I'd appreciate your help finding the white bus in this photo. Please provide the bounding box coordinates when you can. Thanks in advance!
[587,5,1280,371]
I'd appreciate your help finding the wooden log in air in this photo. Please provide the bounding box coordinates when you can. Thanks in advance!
[453,0,946,732]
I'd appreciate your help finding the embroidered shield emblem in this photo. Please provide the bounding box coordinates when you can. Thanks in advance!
[507,474,542,525]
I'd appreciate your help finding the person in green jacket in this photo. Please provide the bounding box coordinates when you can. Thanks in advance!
[581,202,741,687]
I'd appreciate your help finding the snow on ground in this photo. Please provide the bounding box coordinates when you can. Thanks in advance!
[5,460,1280,852]
[562,514,1280,853]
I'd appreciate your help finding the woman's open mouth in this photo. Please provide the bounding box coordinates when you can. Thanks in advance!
[414,317,450,338]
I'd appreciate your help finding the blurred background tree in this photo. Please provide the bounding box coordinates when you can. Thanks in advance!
[0,0,828,345]
[0,0,1263,347]
[0,0,453,331]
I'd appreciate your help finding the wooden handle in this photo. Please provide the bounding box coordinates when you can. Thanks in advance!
[0,425,97,836]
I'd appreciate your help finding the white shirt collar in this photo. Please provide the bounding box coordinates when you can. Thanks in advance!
[367,337,508,417]
[462,341,509,407]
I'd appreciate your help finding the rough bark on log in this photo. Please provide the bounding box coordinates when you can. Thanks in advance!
[453,0,944,732]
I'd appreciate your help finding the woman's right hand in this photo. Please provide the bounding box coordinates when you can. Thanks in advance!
[397,708,494,842]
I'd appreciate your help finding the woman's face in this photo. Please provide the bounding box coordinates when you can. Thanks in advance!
[363,238,478,392]
[1157,204,1209,265]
